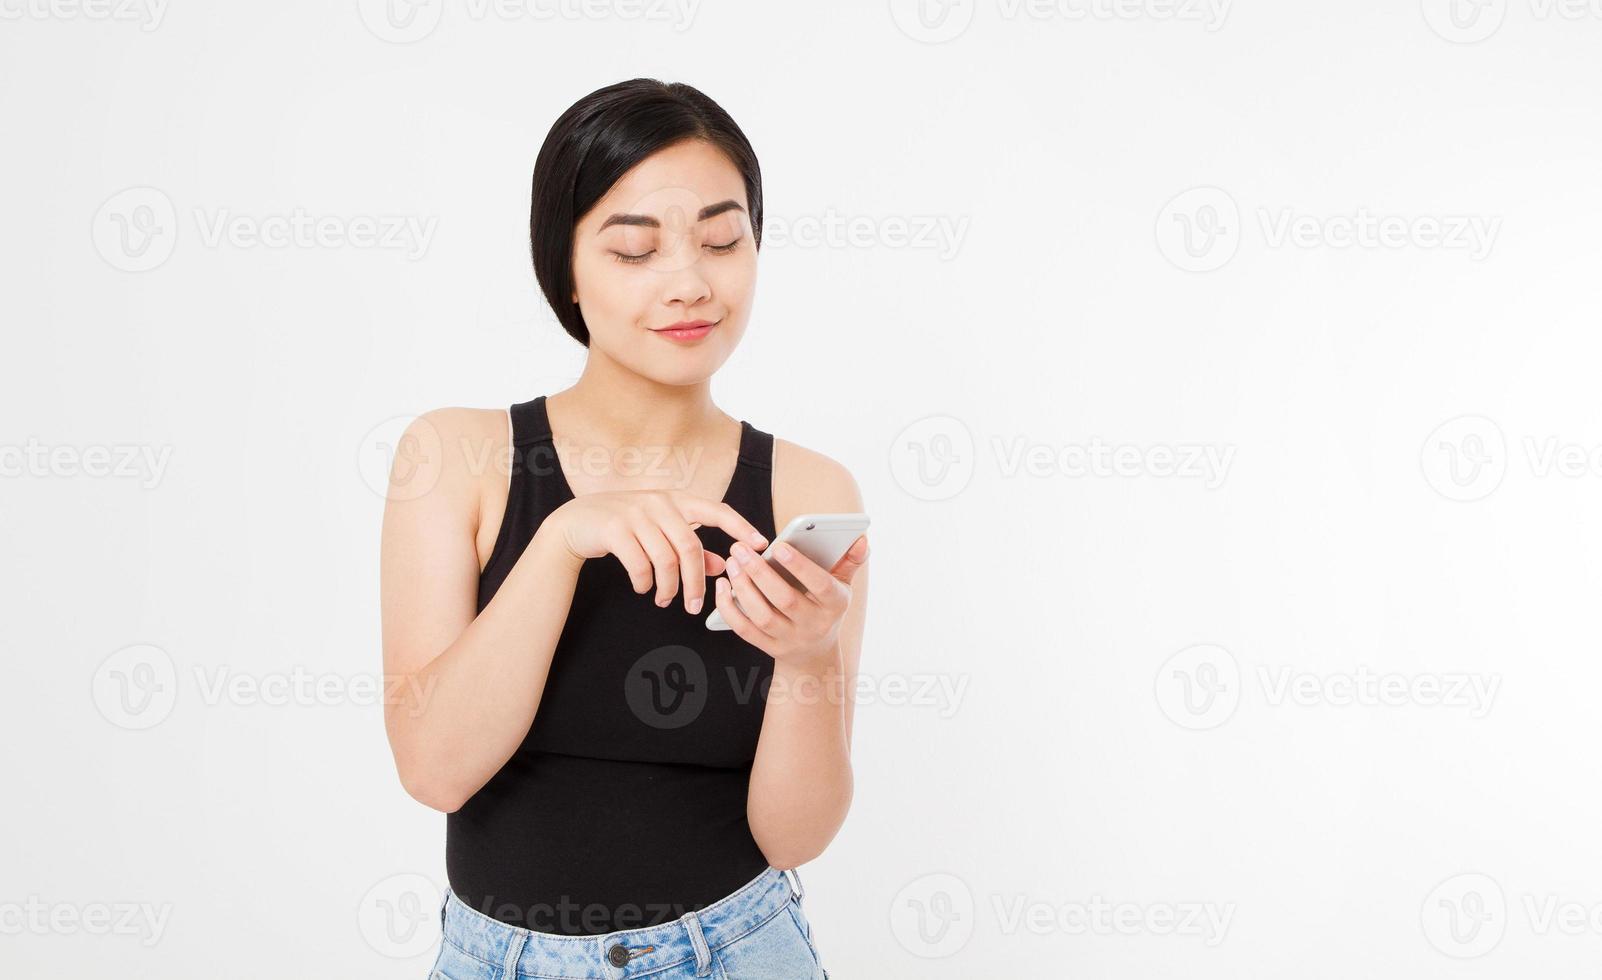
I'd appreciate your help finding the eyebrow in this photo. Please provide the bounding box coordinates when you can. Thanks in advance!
[597,199,746,233]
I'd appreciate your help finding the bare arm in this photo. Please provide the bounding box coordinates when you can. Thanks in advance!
[380,409,584,812]
[737,448,871,868]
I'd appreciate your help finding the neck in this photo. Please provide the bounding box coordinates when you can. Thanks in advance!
[550,349,730,449]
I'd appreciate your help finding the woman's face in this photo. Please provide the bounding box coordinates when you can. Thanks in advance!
[570,139,757,384]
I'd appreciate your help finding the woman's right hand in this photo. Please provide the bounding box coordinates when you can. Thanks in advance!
[544,490,769,615]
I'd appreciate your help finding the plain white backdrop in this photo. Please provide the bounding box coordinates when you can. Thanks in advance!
[4,1,1601,976]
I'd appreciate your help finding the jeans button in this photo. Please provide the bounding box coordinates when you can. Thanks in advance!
[607,943,630,967]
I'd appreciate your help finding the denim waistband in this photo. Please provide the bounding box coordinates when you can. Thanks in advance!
[437,866,804,978]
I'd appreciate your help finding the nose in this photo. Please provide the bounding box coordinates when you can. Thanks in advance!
[660,250,713,309]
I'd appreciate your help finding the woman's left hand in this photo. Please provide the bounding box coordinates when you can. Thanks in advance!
[713,535,869,668]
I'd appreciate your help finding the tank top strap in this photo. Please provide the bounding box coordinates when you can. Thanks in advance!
[736,419,773,473]
[728,419,776,541]
[510,395,555,449]
[503,396,564,511]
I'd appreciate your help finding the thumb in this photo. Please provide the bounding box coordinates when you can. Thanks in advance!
[829,535,870,585]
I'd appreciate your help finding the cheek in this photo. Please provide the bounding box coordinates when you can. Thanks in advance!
[574,253,648,319]
[710,251,758,305]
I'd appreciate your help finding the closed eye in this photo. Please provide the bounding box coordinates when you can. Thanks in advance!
[612,237,745,265]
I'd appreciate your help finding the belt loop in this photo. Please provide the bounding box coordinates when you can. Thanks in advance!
[438,885,450,931]
[681,909,713,977]
[502,928,528,980]
[784,867,804,902]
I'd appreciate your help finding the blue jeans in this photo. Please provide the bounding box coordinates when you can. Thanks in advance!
[428,866,830,979]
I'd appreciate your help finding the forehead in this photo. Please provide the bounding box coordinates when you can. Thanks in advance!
[589,139,747,224]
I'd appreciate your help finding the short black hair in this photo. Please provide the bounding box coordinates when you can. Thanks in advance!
[529,78,764,348]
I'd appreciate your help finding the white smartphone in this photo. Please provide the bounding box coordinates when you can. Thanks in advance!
[705,512,871,630]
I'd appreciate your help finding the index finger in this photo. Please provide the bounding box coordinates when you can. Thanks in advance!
[674,495,768,550]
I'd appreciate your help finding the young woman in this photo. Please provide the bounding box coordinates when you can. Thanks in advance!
[380,78,869,979]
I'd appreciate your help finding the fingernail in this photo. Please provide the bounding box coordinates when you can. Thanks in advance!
[716,577,729,594]
[727,556,741,577]
[749,532,768,546]
[657,596,670,607]
[774,543,794,561]
[687,597,703,614]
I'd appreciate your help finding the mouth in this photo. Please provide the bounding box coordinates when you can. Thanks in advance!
[650,319,719,343]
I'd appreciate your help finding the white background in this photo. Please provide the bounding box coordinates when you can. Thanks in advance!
[3,0,1601,976]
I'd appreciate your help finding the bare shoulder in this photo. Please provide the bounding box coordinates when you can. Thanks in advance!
[386,407,511,543]
[393,407,508,488]
[771,435,865,531]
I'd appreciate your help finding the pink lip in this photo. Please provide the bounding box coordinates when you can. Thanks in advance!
[651,319,717,342]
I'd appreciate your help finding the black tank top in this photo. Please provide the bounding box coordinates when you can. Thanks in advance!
[445,395,779,936]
